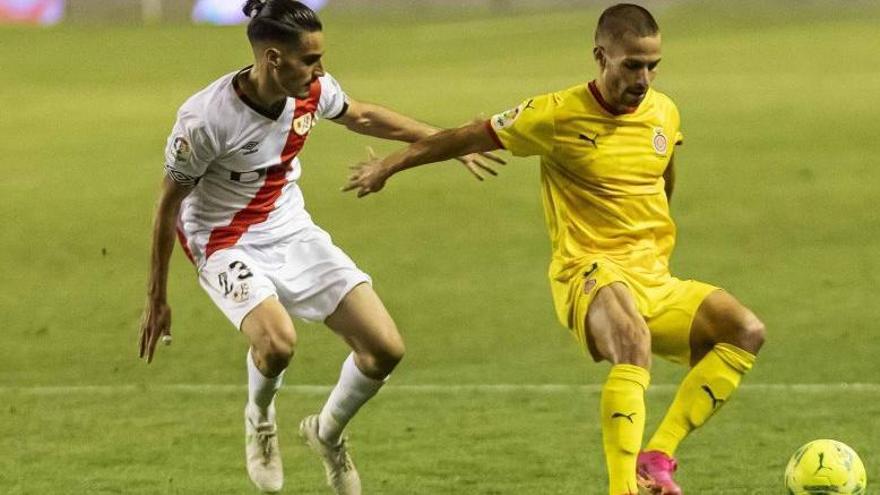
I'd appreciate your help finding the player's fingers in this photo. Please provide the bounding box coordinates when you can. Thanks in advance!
[462,162,485,181]
[138,326,146,358]
[481,152,507,165]
[146,326,162,364]
[161,326,172,346]
[474,161,498,176]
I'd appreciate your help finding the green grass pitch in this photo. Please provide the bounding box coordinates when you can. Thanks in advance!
[1,3,879,493]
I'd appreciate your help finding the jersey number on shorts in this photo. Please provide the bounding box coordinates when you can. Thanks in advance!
[218,261,254,302]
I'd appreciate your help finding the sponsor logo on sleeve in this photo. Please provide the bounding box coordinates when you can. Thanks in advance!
[491,104,523,130]
[172,136,192,164]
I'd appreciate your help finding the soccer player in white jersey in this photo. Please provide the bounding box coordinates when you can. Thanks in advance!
[137,1,502,493]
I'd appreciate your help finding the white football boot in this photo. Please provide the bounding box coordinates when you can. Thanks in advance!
[245,404,283,493]
[299,414,361,495]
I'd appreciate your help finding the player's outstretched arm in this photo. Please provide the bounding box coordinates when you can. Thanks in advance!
[333,98,505,181]
[139,176,192,364]
[343,120,501,197]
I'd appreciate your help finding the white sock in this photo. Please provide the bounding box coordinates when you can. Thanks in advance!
[318,353,386,445]
[247,348,284,421]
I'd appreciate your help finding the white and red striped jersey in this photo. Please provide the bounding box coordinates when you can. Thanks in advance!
[164,68,348,266]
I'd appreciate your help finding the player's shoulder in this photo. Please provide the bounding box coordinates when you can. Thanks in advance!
[176,71,238,128]
[316,71,345,101]
[317,71,339,87]
[539,83,596,116]
[647,87,680,114]
[518,85,581,114]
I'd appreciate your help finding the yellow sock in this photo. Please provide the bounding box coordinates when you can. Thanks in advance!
[601,364,650,495]
[645,343,756,456]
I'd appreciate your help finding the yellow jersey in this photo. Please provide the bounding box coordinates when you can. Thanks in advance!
[488,81,683,283]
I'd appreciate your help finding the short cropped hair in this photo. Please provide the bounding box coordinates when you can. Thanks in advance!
[595,4,659,43]
[242,0,323,47]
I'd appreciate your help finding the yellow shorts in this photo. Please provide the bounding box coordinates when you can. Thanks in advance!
[550,258,718,365]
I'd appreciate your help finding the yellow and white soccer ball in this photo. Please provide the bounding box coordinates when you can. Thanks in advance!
[784,439,867,494]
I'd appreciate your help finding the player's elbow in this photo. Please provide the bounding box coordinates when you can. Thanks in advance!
[344,114,374,134]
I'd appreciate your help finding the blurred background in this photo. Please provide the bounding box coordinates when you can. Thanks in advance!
[2,0,879,493]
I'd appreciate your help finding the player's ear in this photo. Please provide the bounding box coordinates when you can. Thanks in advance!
[593,46,606,69]
[265,47,282,70]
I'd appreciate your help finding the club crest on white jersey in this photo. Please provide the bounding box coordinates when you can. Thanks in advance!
[293,113,315,136]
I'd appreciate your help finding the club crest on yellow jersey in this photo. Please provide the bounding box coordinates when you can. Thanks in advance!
[652,127,668,155]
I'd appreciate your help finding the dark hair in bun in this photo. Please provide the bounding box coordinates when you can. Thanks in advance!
[242,0,322,47]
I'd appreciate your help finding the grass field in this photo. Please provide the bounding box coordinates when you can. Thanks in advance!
[2,2,880,493]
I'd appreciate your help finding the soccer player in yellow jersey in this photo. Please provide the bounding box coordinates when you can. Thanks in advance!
[344,4,765,494]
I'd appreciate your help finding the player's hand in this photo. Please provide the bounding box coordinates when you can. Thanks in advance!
[454,151,506,181]
[343,147,391,198]
[138,299,172,364]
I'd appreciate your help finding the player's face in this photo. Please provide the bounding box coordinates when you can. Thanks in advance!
[596,33,661,110]
[272,31,326,99]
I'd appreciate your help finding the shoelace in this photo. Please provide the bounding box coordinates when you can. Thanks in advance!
[255,424,277,459]
[329,440,353,473]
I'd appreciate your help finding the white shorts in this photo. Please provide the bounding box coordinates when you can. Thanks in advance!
[197,224,371,329]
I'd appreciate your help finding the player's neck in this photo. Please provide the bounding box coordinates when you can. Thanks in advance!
[243,67,287,112]
[593,78,632,115]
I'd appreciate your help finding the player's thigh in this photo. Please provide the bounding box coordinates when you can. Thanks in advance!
[644,279,717,366]
[690,289,765,361]
[586,282,652,366]
[240,296,297,361]
[324,283,404,374]
[199,247,295,362]
[198,247,278,331]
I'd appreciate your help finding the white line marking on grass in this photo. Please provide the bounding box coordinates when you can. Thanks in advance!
[0,383,878,396]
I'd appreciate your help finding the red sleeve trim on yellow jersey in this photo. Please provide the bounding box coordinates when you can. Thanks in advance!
[484,120,505,149]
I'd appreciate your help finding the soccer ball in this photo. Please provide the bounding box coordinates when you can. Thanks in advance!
[784,439,867,494]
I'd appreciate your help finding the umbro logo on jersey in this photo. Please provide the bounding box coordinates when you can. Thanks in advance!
[241,141,260,155]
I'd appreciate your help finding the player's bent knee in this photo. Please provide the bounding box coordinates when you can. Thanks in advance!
[376,337,406,373]
[358,332,405,379]
[736,316,766,354]
[249,322,297,375]
[263,331,297,372]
